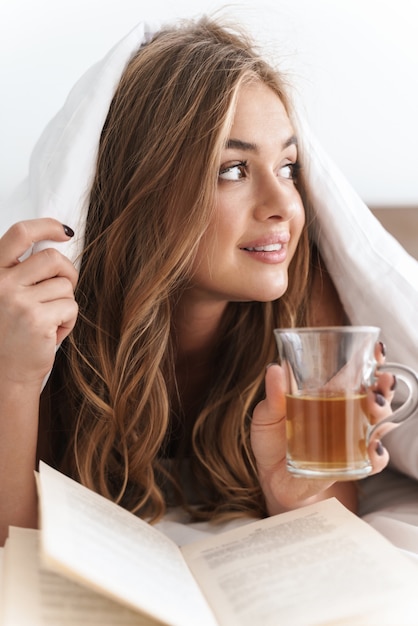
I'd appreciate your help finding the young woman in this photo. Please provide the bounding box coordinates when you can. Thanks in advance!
[0,17,396,545]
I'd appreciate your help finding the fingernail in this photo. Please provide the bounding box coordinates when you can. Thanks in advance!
[375,392,385,407]
[391,375,397,391]
[63,224,75,237]
[266,362,276,370]
[379,341,386,357]
[376,440,385,456]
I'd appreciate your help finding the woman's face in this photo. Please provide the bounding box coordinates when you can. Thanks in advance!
[190,80,305,305]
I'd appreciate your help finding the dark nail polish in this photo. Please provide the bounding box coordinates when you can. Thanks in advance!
[376,441,385,456]
[391,375,397,391]
[63,224,75,237]
[379,341,387,357]
[375,392,385,407]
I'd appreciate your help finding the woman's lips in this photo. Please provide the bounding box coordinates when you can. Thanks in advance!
[244,243,283,252]
[240,233,290,262]
[240,231,290,249]
[240,243,288,263]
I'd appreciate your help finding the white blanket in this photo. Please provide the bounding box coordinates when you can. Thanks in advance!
[7,19,418,552]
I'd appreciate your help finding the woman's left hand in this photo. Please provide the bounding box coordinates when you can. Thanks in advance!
[251,348,394,516]
[368,341,397,436]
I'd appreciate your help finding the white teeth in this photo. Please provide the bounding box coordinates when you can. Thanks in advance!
[246,243,282,252]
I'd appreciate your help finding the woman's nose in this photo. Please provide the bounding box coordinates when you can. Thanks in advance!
[254,174,300,221]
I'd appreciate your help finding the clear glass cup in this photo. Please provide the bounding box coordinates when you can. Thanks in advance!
[274,326,418,479]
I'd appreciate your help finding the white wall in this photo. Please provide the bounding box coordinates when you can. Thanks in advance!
[1,0,418,233]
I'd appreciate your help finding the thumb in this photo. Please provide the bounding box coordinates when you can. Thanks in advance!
[252,363,287,427]
[251,363,287,470]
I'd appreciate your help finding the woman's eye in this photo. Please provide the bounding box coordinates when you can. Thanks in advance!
[219,161,247,181]
[280,162,300,181]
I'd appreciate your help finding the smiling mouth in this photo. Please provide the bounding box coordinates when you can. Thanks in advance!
[243,243,283,252]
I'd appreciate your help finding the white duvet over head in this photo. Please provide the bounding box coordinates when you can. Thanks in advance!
[9,18,418,478]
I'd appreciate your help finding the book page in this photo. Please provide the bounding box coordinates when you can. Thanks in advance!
[37,463,217,626]
[0,544,6,625]
[1,527,158,626]
[181,498,418,626]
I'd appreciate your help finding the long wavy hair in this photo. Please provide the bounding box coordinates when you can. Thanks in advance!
[40,16,314,523]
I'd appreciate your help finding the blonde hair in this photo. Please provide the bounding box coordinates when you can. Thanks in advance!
[41,17,312,522]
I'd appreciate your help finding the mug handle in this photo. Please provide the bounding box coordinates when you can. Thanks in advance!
[369,362,418,437]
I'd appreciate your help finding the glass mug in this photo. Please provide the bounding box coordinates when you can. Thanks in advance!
[274,326,418,479]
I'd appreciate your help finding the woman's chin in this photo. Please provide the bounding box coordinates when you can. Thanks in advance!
[246,284,289,303]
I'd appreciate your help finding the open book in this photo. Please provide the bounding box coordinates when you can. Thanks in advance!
[1,462,418,625]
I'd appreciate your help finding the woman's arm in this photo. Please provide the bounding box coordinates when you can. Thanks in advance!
[0,219,78,545]
[0,383,41,543]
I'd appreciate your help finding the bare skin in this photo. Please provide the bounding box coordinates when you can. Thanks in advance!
[0,219,78,545]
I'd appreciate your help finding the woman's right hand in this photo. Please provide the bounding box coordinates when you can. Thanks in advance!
[0,218,79,390]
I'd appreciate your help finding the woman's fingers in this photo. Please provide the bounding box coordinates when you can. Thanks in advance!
[374,340,386,365]
[0,219,74,267]
[0,218,78,386]
[373,370,397,401]
[34,297,79,344]
[12,246,78,290]
[251,364,287,470]
[368,437,390,475]
[368,341,397,424]
[30,274,76,304]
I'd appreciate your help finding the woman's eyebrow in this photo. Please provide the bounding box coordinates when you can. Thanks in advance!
[225,135,298,152]
[226,138,257,151]
[284,135,298,149]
